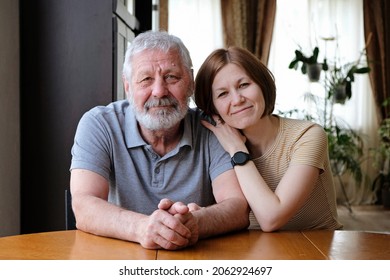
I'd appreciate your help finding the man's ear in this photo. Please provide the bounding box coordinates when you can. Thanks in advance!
[122,75,130,95]
[189,83,195,98]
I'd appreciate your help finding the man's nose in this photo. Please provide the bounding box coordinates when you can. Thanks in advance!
[151,77,168,98]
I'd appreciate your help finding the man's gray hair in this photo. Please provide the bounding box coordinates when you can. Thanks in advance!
[122,30,193,81]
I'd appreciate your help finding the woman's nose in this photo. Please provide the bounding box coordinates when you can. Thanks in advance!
[231,91,244,104]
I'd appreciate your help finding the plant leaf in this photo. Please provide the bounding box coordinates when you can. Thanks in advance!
[355,67,370,74]
[322,59,329,71]
[288,59,299,69]
[309,47,319,64]
[346,81,352,99]
[301,63,307,74]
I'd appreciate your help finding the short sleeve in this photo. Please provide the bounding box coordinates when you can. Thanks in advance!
[70,109,112,179]
[289,124,328,172]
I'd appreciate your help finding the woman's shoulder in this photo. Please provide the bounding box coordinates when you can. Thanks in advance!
[278,116,326,140]
[279,116,324,132]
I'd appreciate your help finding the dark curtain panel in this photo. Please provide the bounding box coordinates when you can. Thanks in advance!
[363,0,390,121]
[221,0,276,64]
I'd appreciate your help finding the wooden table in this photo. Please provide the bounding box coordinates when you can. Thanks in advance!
[0,229,389,260]
[158,230,390,260]
[0,230,156,260]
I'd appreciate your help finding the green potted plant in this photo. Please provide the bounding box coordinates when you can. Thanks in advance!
[326,122,363,182]
[289,43,371,103]
[326,61,370,104]
[288,46,329,82]
[326,121,364,212]
[287,38,372,209]
[370,99,390,208]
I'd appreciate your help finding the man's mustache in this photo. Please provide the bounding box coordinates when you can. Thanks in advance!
[144,97,178,110]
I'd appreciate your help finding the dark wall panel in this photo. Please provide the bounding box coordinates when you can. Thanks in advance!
[20,0,113,233]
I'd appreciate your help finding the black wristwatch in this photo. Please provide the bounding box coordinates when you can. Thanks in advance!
[231,151,251,167]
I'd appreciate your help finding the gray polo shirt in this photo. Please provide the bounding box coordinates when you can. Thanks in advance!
[70,100,232,215]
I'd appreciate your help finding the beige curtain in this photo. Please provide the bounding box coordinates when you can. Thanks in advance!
[159,0,169,31]
[363,0,390,121]
[221,0,276,64]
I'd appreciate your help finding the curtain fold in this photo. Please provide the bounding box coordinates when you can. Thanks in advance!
[221,0,276,64]
[159,0,169,31]
[363,0,390,121]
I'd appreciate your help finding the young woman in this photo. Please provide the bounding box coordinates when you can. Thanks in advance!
[195,46,342,231]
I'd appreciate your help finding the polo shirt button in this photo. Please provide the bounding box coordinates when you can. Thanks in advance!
[155,167,160,174]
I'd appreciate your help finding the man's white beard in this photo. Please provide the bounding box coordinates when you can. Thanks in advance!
[130,95,189,131]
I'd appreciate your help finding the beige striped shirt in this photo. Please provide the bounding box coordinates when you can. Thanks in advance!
[248,117,343,230]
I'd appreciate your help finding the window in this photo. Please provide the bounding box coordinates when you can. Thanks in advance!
[168,0,223,77]
[168,1,375,134]
[268,0,375,136]
[167,0,377,203]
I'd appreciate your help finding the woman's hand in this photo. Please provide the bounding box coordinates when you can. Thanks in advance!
[201,115,247,155]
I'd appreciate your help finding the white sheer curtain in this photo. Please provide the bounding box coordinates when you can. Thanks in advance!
[168,0,223,107]
[269,0,377,204]
[168,0,223,77]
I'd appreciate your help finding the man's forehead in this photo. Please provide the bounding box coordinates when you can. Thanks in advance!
[132,49,182,67]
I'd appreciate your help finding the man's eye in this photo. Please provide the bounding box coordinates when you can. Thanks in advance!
[165,75,179,83]
[138,77,153,86]
[140,77,152,82]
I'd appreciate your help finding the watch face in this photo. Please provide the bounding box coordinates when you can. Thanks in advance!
[235,152,248,164]
[232,152,250,166]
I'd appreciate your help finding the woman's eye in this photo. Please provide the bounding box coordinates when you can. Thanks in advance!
[239,82,249,88]
[217,91,228,98]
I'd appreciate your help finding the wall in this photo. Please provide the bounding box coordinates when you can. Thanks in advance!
[0,0,146,235]
[18,0,142,233]
[1,0,113,236]
[0,0,20,237]
[20,0,113,233]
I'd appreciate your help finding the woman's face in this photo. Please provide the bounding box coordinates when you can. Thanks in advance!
[211,63,265,129]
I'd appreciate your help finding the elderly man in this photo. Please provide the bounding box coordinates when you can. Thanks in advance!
[70,30,249,250]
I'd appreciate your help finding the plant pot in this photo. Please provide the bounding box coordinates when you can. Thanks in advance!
[307,63,322,82]
[333,83,347,104]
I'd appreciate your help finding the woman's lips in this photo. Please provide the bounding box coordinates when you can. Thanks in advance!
[231,106,252,115]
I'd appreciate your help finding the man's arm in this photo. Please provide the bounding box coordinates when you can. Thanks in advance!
[70,169,194,250]
[192,169,250,238]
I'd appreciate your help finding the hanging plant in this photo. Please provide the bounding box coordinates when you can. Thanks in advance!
[289,34,371,102]
[288,47,328,82]
[327,62,370,104]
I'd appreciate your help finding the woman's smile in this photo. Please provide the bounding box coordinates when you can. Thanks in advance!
[231,105,253,116]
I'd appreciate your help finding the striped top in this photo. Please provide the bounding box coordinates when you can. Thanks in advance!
[248,116,343,230]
